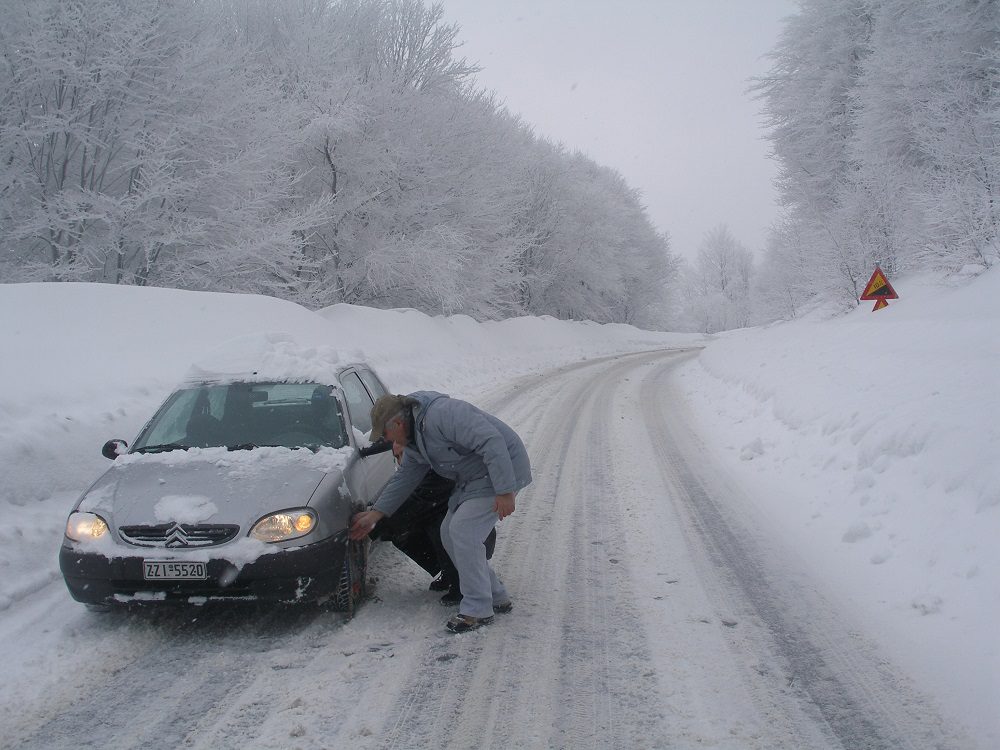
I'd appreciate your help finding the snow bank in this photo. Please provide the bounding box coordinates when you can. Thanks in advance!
[0,283,688,507]
[674,268,1000,743]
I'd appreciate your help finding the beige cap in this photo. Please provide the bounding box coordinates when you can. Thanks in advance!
[369,394,416,440]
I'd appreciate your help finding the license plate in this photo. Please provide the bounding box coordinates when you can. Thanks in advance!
[143,561,207,580]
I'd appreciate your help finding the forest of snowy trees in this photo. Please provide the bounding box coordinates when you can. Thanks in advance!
[2,0,997,332]
[750,0,1000,322]
[0,0,675,327]
[679,0,1000,333]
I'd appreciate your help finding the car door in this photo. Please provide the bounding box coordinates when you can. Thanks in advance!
[354,367,398,494]
[357,368,389,402]
[339,369,396,498]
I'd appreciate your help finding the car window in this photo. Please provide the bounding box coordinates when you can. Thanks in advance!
[358,369,388,400]
[136,385,228,448]
[340,372,374,434]
[132,382,349,450]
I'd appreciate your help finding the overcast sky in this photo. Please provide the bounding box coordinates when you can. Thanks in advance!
[438,0,798,261]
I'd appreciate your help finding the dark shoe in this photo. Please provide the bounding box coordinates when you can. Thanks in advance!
[429,574,451,592]
[446,614,494,633]
[492,600,513,614]
[439,588,462,606]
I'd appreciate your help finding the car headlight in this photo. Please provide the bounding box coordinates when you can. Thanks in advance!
[66,512,109,542]
[249,509,316,543]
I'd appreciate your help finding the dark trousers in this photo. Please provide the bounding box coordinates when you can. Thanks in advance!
[372,471,496,586]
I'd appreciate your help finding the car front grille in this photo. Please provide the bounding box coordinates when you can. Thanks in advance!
[118,523,240,548]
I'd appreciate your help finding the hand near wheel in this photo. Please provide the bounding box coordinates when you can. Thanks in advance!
[349,509,385,540]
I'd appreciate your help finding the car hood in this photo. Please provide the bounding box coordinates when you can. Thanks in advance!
[78,447,347,528]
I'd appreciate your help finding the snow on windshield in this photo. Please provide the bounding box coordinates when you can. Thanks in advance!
[116,445,354,475]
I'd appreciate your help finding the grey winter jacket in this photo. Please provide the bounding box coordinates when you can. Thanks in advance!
[371,391,532,517]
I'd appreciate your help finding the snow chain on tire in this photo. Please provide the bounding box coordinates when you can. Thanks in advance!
[333,538,368,617]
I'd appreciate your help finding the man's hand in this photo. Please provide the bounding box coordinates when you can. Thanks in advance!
[494,492,515,520]
[349,509,385,540]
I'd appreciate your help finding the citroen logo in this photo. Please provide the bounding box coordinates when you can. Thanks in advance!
[164,523,190,548]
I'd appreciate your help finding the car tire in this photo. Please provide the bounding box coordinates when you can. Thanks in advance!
[333,538,368,617]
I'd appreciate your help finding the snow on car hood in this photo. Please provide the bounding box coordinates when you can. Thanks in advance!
[78,445,352,528]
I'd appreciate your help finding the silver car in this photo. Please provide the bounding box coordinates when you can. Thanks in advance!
[59,364,396,613]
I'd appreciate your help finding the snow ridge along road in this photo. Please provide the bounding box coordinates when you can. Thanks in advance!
[6,349,966,749]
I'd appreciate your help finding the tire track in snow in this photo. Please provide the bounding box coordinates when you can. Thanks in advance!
[548,355,665,750]
[378,357,591,750]
[377,350,681,750]
[12,604,339,750]
[635,352,966,750]
[377,361,594,750]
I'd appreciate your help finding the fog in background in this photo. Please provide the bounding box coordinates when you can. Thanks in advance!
[440,0,798,259]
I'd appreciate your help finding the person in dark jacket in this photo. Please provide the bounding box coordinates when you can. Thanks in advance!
[364,440,495,603]
[350,391,531,633]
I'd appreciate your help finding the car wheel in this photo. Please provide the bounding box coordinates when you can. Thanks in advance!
[333,538,368,617]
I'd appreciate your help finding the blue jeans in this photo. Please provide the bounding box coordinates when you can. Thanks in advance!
[440,495,509,618]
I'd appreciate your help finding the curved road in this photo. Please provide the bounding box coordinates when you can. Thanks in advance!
[6,349,965,749]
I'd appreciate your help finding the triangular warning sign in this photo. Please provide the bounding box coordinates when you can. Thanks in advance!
[872,298,889,311]
[860,266,899,300]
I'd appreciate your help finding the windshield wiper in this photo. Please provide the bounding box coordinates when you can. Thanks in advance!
[226,443,318,452]
[226,442,287,451]
[135,443,189,454]
[227,442,260,451]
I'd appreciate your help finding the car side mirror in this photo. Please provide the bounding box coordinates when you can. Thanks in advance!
[102,439,128,460]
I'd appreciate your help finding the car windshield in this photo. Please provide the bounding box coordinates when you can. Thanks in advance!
[131,382,350,452]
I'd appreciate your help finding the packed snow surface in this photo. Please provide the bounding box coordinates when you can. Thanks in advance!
[0,275,996,747]
[672,270,1000,744]
[153,496,218,525]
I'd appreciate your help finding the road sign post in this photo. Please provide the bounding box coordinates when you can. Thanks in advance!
[860,266,899,311]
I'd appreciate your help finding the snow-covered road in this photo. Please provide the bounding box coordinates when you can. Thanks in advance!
[5,350,967,749]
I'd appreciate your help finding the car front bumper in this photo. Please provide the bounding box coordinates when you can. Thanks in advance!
[59,531,350,606]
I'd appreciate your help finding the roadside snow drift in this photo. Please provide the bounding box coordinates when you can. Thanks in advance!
[673,268,1000,743]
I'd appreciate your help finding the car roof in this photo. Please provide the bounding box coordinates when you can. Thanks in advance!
[179,362,374,388]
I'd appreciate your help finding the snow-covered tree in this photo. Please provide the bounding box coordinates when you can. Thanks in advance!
[753,0,999,317]
[676,225,755,333]
[848,0,999,273]
[0,0,676,326]
[0,0,325,286]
